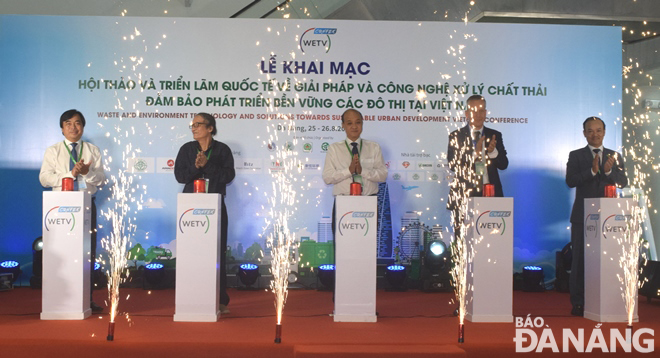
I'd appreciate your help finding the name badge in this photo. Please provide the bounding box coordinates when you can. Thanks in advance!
[475,162,485,176]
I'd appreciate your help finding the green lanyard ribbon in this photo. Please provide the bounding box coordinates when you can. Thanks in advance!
[63,140,84,164]
[197,144,213,160]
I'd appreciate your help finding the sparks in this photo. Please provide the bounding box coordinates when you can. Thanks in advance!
[264,79,300,343]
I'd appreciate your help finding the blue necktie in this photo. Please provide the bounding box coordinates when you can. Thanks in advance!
[70,142,79,190]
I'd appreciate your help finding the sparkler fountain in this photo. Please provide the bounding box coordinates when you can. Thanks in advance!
[101,164,136,341]
[617,201,644,334]
[265,118,299,343]
[617,145,653,333]
[97,20,157,341]
[447,133,477,343]
[620,53,659,334]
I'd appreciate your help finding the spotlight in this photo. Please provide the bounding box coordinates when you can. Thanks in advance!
[317,264,335,290]
[0,260,21,285]
[30,236,43,289]
[238,263,260,289]
[1,260,21,290]
[385,264,407,291]
[143,262,166,289]
[421,240,451,292]
[522,265,545,292]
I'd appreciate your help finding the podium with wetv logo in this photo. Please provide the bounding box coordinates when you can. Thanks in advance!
[174,193,223,322]
[41,191,92,320]
[334,195,377,322]
[584,198,639,322]
[465,197,514,323]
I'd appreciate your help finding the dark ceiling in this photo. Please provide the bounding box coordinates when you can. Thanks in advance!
[478,16,659,44]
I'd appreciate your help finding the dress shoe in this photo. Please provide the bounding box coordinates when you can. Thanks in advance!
[91,301,104,313]
[571,305,583,317]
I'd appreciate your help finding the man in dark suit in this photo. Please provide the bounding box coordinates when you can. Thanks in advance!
[447,95,508,236]
[566,116,627,316]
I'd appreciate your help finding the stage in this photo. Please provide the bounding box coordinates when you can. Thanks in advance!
[0,287,658,357]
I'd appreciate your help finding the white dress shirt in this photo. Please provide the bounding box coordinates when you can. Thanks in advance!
[471,127,498,185]
[322,138,388,196]
[39,139,106,195]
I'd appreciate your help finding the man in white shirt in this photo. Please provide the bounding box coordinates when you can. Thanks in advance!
[39,109,106,313]
[322,108,388,197]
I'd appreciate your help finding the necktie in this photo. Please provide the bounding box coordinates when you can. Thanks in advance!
[70,142,78,171]
[593,148,603,175]
[351,142,359,176]
[473,131,481,147]
[70,142,79,190]
[351,142,359,156]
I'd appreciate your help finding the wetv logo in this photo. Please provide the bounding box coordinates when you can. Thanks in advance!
[299,27,337,54]
[514,315,654,353]
[584,213,599,239]
[338,211,374,236]
[475,210,510,235]
[44,206,81,231]
[178,208,216,234]
[602,214,631,239]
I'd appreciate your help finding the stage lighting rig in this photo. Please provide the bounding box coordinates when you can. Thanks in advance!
[317,264,335,290]
[238,263,260,289]
[421,238,452,292]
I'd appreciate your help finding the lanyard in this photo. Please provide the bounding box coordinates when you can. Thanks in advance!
[63,140,84,163]
[344,139,362,158]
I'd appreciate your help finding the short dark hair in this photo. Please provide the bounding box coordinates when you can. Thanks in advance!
[466,95,486,108]
[197,112,217,136]
[582,116,606,131]
[341,108,363,123]
[60,109,86,128]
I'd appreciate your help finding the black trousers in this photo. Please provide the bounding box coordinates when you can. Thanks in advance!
[220,199,229,306]
[569,222,584,307]
[568,222,584,306]
[90,198,97,302]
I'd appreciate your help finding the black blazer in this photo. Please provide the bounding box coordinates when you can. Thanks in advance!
[447,125,508,210]
[566,146,628,223]
[175,140,235,195]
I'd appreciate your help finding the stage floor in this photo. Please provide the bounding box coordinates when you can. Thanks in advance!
[0,287,658,357]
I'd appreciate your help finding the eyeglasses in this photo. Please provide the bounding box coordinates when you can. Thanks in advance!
[189,122,207,129]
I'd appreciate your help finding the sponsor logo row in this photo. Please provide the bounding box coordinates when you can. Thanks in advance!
[127,157,448,175]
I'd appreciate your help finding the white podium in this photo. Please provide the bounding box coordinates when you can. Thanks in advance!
[584,198,639,322]
[334,195,377,322]
[465,197,513,322]
[41,191,92,320]
[174,193,223,322]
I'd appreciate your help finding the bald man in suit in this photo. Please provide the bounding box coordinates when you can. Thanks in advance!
[566,116,627,316]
